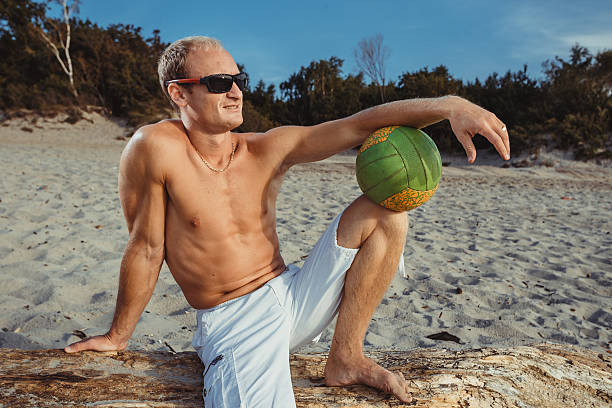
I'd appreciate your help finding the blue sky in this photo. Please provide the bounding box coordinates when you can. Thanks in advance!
[52,0,611,89]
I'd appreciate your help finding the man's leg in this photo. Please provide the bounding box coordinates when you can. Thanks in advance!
[324,195,414,402]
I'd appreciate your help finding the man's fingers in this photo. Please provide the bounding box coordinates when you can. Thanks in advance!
[457,132,477,164]
[498,121,510,158]
[64,335,115,353]
[64,338,91,353]
[481,125,510,160]
[490,116,510,158]
[495,119,511,157]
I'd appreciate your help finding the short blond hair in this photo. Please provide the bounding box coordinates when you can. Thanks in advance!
[158,36,223,112]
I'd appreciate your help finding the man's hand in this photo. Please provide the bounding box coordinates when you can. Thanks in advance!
[447,96,510,164]
[64,333,127,353]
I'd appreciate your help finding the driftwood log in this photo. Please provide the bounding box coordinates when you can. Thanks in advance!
[1,344,610,407]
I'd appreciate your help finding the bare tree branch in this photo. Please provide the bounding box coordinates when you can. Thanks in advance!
[38,28,70,75]
[354,34,391,103]
[36,0,80,98]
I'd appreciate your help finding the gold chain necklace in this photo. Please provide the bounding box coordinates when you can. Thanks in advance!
[194,142,236,173]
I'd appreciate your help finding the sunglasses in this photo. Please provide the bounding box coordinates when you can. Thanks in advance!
[164,72,248,93]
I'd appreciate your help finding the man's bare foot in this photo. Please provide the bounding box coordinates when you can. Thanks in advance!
[324,352,415,403]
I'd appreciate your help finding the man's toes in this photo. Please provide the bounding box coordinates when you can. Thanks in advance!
[394,371,416,402]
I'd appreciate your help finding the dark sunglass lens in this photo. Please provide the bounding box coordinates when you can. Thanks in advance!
[207,76,234,93]
[235,78,247,91]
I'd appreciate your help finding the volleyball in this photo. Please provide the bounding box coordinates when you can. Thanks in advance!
[356,126,442,212]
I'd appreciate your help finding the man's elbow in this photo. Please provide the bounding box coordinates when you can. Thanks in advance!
[124,239,165,268]
[145,243,165,264]
[139,244,164,290]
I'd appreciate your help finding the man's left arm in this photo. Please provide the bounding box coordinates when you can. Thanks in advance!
[272,95,510,167]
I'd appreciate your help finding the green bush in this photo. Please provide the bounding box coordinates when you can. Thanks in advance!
[554,108,610,159]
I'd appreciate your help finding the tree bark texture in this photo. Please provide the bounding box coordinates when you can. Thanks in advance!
[0,344,610,407]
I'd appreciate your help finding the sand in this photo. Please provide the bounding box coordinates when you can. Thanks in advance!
[0,112,610,355]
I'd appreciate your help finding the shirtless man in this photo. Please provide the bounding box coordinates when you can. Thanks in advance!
[65,36,510,406]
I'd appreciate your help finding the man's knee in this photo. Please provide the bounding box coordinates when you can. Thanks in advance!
[377,207,409,240]
[338,195,408,248]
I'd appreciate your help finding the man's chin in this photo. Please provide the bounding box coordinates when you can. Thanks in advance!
[229,116,244,131]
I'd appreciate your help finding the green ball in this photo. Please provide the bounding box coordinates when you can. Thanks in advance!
[356,126,442,211]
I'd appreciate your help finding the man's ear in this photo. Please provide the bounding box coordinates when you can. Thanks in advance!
[168,83,189,108]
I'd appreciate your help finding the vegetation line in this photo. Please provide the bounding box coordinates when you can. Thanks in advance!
[0,1,610,159]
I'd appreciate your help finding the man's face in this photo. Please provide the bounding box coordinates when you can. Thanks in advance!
[182,47,244,132]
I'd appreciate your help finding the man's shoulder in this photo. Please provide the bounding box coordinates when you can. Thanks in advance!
[125,120,184,156]
[132,119,185,146]
[121,119,185,173]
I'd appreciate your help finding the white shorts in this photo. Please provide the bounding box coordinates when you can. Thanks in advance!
[191,211,406,407]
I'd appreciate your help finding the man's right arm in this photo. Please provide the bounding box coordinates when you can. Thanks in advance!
[65,127,168,353]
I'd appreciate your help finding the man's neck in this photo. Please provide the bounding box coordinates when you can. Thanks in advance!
[181,121,234,168]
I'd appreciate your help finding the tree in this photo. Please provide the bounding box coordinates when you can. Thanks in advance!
[539,44,612,157]
[396,65,462,99]
[243,79,281,125]
[36,0,80,98]
[354,34,390,103]
[280,57,366,125]
[0,0,57,110]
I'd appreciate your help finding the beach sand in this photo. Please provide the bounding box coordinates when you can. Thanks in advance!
[1,112,610,356]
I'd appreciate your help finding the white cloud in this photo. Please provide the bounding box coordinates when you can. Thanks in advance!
[502,2,612,63]
[560,32,612,52]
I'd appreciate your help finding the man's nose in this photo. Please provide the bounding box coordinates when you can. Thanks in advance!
[226,81,242,98]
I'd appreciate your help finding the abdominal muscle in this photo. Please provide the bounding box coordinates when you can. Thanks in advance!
[163,203,286,310]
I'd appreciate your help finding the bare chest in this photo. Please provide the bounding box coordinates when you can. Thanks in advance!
[164,150,284,234]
